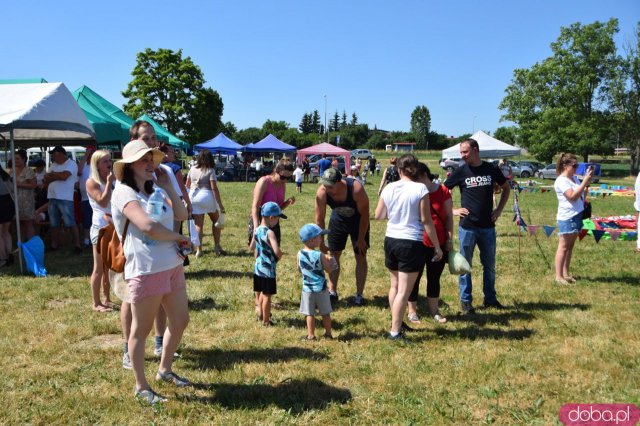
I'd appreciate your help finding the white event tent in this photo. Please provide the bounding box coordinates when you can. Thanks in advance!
[0,82,95,272]
[441,130,521,159]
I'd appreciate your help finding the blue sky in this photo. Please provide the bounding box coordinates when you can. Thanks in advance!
[2,1,638,138]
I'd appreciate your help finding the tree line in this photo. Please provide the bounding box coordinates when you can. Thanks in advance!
[122,19,639,173]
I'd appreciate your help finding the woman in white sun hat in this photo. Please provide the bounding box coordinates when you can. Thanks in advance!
[111,140,191,405]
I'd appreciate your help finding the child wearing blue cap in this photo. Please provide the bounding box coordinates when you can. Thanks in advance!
[254,202,283,326]
[297,223,336,340]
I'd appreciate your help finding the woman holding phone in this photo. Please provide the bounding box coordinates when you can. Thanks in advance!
[553,153,593,284]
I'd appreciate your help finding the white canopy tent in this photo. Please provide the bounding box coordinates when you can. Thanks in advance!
[0,83,95,273]
[441,130,521,159]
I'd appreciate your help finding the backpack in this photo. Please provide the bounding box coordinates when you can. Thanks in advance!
[386,166,400,183]
[97,218,130,273]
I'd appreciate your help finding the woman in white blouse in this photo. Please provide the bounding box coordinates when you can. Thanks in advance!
[553,153,593,285]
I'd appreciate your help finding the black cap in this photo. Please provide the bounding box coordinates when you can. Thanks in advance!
[49,146,66,155]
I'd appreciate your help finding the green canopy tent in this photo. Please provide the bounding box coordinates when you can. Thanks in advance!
[137,114,190,151]
[73,85,135,147]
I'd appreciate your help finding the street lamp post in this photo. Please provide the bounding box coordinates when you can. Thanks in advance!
[324,95,328,142]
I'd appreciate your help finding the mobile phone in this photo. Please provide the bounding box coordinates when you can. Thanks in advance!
[587,165,594,173]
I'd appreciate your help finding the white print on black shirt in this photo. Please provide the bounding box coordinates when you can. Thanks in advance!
[464,175,493,187]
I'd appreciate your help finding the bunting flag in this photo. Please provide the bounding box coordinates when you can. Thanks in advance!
[543,226,556,238]
[609,231,620,241]
[527,225,540,236]
[578,229,589,240]
[592,230,605,243]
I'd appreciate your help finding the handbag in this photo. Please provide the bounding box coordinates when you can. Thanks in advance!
[582,201,592,220]
[97,219,130,273]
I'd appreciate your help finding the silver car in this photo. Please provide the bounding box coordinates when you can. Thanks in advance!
[535,164,558,179]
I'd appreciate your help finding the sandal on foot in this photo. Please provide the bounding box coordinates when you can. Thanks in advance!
[92,305,113,313]
[407,313,421,324]
[135,388,167,404]
[563,276,577,283]
[555,277,570,285]
[300,335,316,341]
[156,370,192,387]
[433,313,447,324]
[104,301,120,310]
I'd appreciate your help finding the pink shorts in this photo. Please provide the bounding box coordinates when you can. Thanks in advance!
[127,265,186,303]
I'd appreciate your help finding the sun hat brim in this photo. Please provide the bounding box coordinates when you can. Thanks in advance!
[113,142,164,181]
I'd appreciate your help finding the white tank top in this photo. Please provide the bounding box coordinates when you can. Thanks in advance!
[88,180,112,228]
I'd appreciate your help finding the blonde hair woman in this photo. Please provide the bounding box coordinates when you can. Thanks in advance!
[86,150,116,312]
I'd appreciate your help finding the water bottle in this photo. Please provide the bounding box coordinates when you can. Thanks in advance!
[143,188,164,245]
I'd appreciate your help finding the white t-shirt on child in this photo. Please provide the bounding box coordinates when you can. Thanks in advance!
[293,167,304,183]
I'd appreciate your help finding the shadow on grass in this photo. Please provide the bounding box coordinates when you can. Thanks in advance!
[179,378,351,412]
[185,269,253,280]
[512,301,590,311]
[182,347,329,371]
[435,327,534,340]
[579,275,639,286]
[446,311,535,326]
[279,316,366,331]
[188,296,229,311]
[217,249,254,258]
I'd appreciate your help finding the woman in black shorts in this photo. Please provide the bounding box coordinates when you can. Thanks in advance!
[0,164,15,267]
[375,154,442,340]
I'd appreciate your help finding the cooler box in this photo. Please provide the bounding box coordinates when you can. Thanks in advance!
[576,163,601,183]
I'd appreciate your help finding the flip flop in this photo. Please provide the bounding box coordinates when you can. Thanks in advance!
[92,305,113,313]
[104,301,120,310]
[407,313,421,324]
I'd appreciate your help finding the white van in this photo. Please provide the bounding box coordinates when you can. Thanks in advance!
[26,146,86,170]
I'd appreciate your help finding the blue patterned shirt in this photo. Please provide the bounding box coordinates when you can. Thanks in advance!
[297,249,327,292]
[254,226,277,278]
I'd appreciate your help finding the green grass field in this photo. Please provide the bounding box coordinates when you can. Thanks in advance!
[1,153,638,424]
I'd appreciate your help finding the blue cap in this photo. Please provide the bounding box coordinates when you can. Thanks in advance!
[299,223,330,242]
[261,202,283,218]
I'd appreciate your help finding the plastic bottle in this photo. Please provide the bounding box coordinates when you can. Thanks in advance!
[143,188,164,245]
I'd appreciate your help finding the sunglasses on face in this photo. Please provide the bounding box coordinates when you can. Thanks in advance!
[571,163,578,169]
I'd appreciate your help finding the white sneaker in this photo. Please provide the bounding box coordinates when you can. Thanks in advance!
[154,347,181,359]
[122,352,132,370]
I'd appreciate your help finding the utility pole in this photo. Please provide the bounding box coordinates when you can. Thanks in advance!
[324,95,328,142]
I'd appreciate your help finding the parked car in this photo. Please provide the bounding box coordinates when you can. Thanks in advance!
[350,149,373,160]
[439,157,463,172]
[490,159,534,178]
[536,164,558,180]
[518,161,545,174]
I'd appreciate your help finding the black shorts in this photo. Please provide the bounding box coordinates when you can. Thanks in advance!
[253,275,277,295]
[384,237,428,273]
[327,215,370,253]
[0,194,15,224]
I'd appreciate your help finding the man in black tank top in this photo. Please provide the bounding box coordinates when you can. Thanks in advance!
[315,168,370,306]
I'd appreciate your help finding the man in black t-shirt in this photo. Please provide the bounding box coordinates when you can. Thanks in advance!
[444,138,510,314]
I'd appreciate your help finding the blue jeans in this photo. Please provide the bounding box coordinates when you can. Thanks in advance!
[458,226,497,304]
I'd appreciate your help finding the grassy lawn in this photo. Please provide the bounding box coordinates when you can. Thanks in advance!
[0,153,638,424]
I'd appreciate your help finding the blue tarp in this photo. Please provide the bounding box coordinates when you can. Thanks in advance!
[18,236,47,277]
[241,134,296,153]
[194,133,243,154]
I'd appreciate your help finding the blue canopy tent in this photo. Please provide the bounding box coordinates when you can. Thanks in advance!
[241,134,296,153]
[194,132,243,154]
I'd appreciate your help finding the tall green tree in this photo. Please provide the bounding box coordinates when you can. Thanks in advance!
[221,121,237,136]
[500,19,620,162]
[606,22,640,174]
[341,111,348,129]
[122,48,223,143]
[350,112,358,126]
[410,105,431,149]
[494,126,520,147]
[262,120,290,139]
[299,113,312,134]
[330,111,340,132]
[311,110,322,134]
